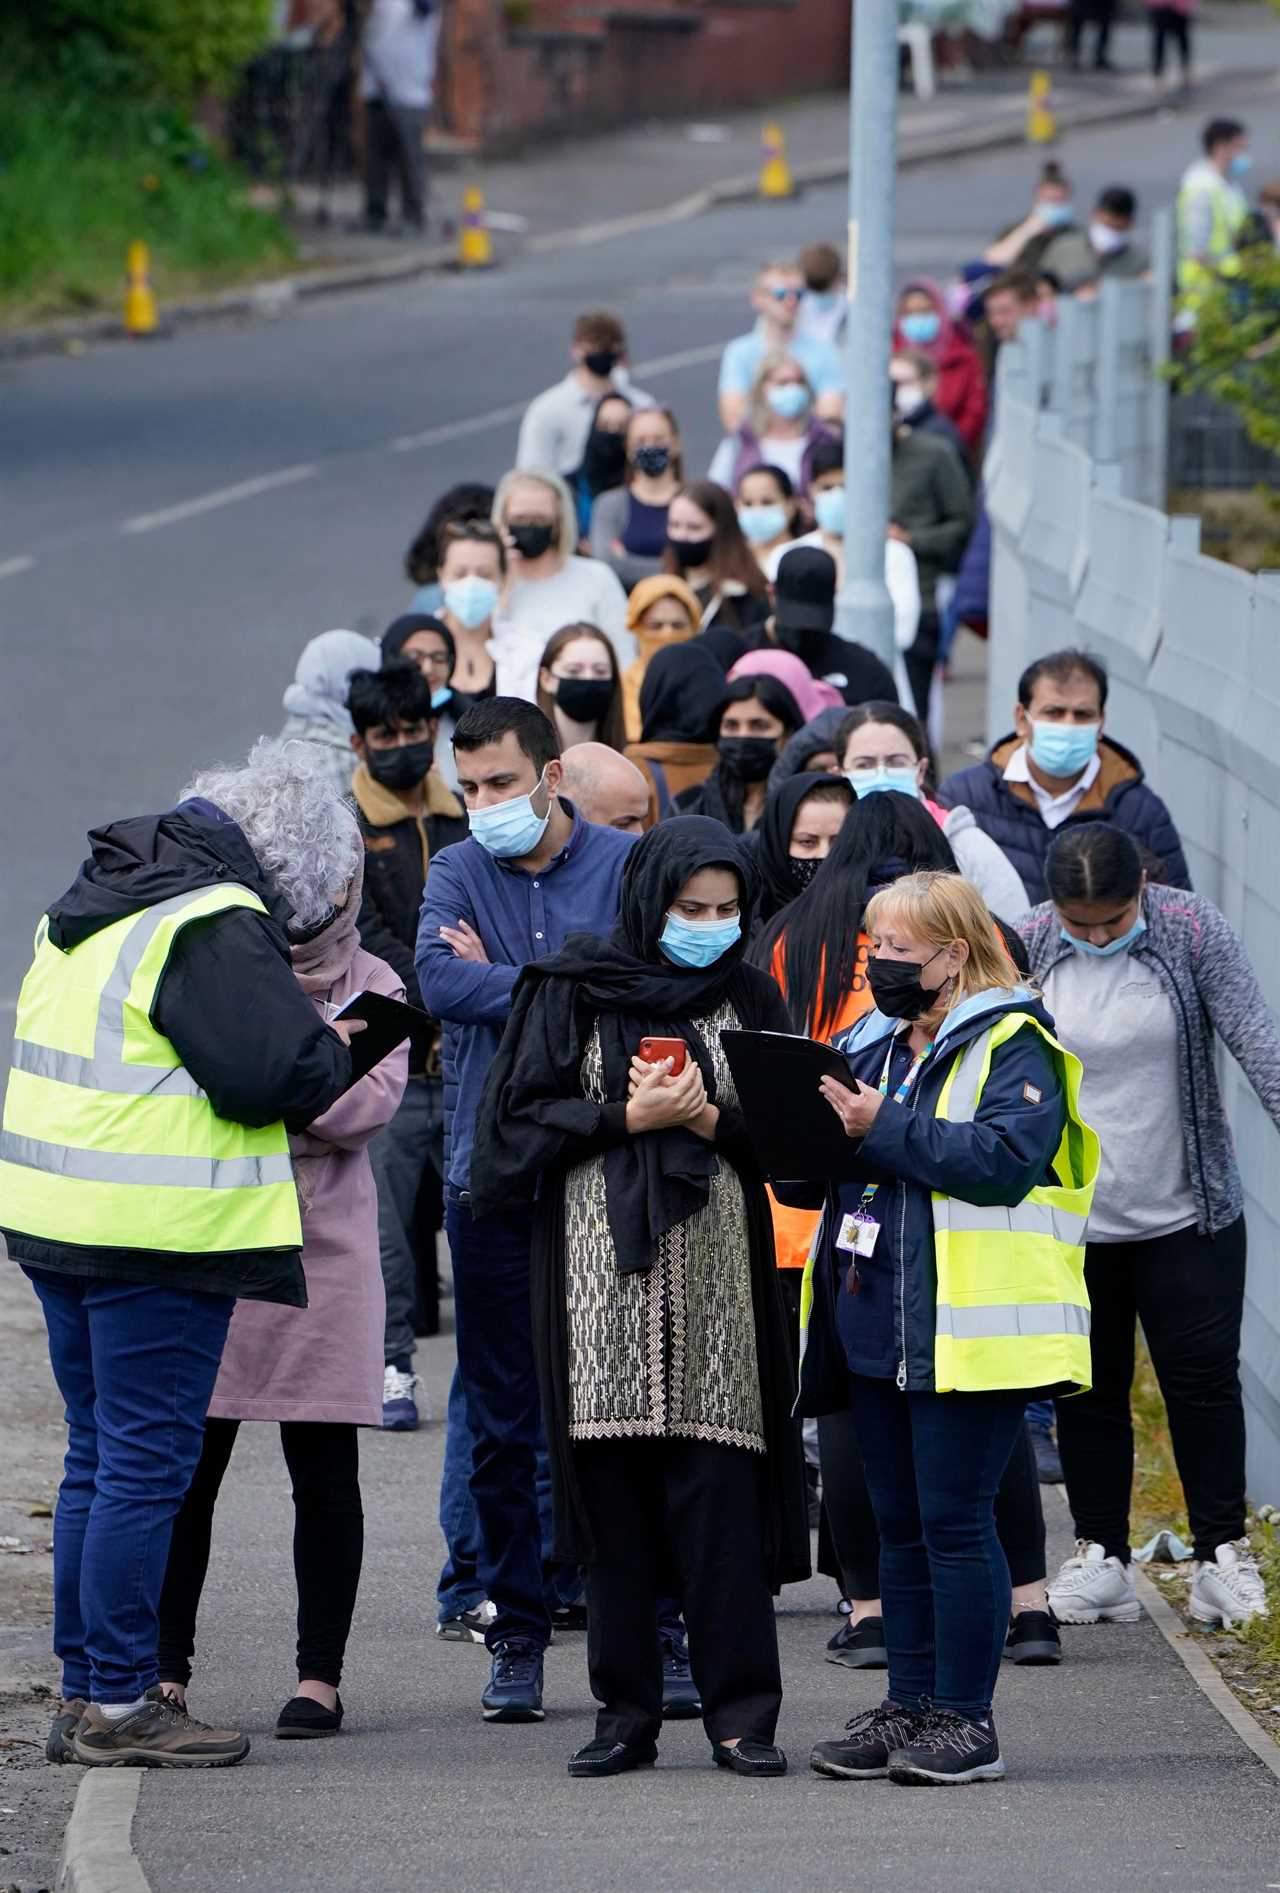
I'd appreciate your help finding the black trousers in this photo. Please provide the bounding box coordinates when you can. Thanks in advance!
[364,99,427,229]
[1149,5,1192,75]
[1067,0,1116,64]
[574,1438,782,1747]
[903,609,939,726]
[1055,1218,1248,1564]
[157,1419,363,1689]
[818,1399,1046,1599]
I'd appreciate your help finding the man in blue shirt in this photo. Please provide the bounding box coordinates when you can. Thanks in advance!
[718,261,845,434]
[417,698,635,1721]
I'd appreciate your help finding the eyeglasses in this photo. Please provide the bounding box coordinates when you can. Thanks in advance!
[768,287,801,303]
[418,651,452,672]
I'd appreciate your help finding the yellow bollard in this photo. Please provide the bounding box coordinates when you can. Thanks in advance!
[458,185,494,269]
[1027,69,1057,145]
[758,122,794,200]
[124,240,158,338]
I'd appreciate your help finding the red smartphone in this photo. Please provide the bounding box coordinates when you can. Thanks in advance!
[639,1036,687,1075]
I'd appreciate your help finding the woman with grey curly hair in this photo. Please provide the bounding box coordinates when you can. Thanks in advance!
[6,740,363,1772]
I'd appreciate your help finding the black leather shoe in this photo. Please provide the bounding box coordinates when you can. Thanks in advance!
[568,1737,658,1777]
[276,1694,344,1738]
[712,1740,787,1776]
[826,1615,888,1670]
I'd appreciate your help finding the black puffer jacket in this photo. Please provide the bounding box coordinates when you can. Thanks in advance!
[2,804,351,1305]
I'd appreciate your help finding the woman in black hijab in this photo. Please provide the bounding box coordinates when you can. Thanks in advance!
[623,642,728,819]
[472,818,808,1781]
[750,771,855,931]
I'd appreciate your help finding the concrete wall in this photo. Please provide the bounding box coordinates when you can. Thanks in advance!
[986,225,1280,1503]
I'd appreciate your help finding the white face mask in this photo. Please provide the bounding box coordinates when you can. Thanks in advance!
[894,381,926,418]
[1089,221,1129,257]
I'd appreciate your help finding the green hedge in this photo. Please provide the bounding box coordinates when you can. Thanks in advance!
[13,0,276,107]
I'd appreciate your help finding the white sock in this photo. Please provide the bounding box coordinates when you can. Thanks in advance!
[95,1697,147,1721]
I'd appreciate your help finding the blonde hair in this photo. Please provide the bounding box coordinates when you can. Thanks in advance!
[492,467,579,562]
[749,351,814,438]
[864,871,1023,1012]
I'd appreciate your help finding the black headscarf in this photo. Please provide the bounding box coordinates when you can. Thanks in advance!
[471,818,757,1272]
[753,772,854,928]
[639,642,729,745]
[381,613,456,672]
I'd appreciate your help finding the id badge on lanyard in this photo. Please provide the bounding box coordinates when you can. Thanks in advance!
[837,1032,930,1296]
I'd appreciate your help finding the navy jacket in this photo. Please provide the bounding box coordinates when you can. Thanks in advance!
[938,735,1190,908]
[416,802,636,1193]
[781,988,1066,1411]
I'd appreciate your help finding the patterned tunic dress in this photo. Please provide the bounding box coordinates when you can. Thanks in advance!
[563,998,765,1453]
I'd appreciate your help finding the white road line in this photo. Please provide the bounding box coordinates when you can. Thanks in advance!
[120,464,317,535]
[0,555,35,580]
[631,341,729,378]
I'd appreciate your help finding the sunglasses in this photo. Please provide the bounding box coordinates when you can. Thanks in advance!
[769,287,801,302]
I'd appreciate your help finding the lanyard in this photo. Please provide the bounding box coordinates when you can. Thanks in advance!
[855,1035,932,1216]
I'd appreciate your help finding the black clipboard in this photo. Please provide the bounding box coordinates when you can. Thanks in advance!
[333,990,433,1087]
[718,1028,867,1181]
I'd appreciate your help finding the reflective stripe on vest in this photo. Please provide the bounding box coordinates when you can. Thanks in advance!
[0,885,302,1256]
[930,1013,1097,1396]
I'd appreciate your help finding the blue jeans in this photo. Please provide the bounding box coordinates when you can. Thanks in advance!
[435,1363,583,1625]
[1025,1398,1055,1431]
[850,1375,1027,1723]
[24,1268,233,1703]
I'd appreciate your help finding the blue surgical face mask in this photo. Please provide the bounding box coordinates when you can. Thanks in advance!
[1039,201,1075,228]
[431,686,453,712]
[1061,915,1146,959]
[659,910,741,969]
[899,310,941,346]
[814,486,846,537]
[468,770,551,860]
[443,576,499,630]
[1029,719,1100,778]
[1230,152,1253,179]
[766,383,811,422]
[737,502,789,545]
[846,766,920,800]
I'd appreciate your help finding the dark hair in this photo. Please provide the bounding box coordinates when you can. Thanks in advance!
[347,659,437,737]
[892,347,938,386]
[1017,648,1108,712]
[437,518,507,577]
[452,696,561,773]
[988,268,1041,307]
[809,435,845,481]
[837,699,935,786]
[1097,185,1136,221]
[381,612,456,672]
[664,480,770,597]
[574,307,627,352]
[1203,117,1245,156]
[1039,159,1070,192]
[535,622,626,754]
[751,792,958,1035]
[738,461,795,500]
[799,240,842,292]
[713,677,805,831]
[626,404,684,482]
[1045,823,1143,906]
[404,483,496,586]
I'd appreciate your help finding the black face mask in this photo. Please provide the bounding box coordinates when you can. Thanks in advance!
[509,522,556,560]
[553,676,615,724]
[583,347,619,377]
[581,427,628,492]
[366,738,434,791]
[669,532,715,571]
[718,736,777,782]
[866,946,948,1021]
[633,444,671,477]
[773,620,827,662]
[787,854,824,893]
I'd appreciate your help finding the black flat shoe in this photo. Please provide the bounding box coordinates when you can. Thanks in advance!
[568,1737,658,1777]
[712,1740,787,1777]
[275,1694,344,1738]
[826,1615,888,1670]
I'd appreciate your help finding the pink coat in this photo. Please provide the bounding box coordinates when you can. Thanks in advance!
[207,944,408,1426]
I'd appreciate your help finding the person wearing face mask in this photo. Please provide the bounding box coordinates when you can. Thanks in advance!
[1020,823,1280,1632]
[535,623,627,755]
[625,641,728,819]
[754,545,899,710]
[718,260,845,434]
[569,392,633,541]
[735,464,800,575]
[672,679,804,835]
[663,480,771,648]
[1177,117,1251,321]
[471,818,808,1779]
[891,283,987,456]
[382,612,460,790]
[709,354,836,499]
[1038,185,1149,294]
[516,309,654,478]
[888,353,968,469]
[938,649,1190,907]
[416,699,640,1724]
[750,773,854,931]
[348,662,467,1429]
[980,162,1078,280]
[280,628,384,798]
[781,871,1096,1786]
[590,407,685,590]
[491,469,632,679]
[405,482,496,616]
[619,575,701,743]
[433,520,506,742]
[795,240,847,350]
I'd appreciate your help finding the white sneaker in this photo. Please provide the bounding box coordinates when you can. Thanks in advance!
[1189,1539,1268,1627]
[1047,1539,1141,1623]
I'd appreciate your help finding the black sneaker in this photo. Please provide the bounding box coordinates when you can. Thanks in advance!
[46,1697,87,1763]
[810,1702,924,1779]
[887,1708,1005,1785]
[660,1628,702,1720]
[550,1602,589,1634]
[1003,1609,1061,1666]
[826,1615,888,1670]
[568,1736,658,1777]
[481,1639,545,1722]
[1029,1423,1063,1484]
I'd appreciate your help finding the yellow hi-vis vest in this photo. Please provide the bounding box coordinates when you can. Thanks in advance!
[1176,170,1246,307]
[932,1012,1096,1395]
[0,886,302,1257]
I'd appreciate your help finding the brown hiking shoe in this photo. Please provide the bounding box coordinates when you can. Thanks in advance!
[46,1697,87,1764]
[73,1695,250,1768]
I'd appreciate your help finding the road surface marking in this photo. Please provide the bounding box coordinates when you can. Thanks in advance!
[121,464,317,535]
[0,555,35,580]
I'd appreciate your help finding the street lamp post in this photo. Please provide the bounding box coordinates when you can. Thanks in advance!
[834,0,899,671]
